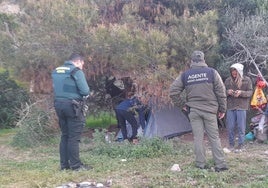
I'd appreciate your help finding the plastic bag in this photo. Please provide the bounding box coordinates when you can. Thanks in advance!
[245,132,254,141]
[250,86,267,109]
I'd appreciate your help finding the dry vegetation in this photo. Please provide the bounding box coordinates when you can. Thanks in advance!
[0,128,267,188]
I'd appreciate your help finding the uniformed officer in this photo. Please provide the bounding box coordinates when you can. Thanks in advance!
[52,53,91,171]
[169,51,228,172]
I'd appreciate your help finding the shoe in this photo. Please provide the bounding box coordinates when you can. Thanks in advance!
[132,138,139,144]
[60,167,70,171]
[223,147,234,153]
[215,167,228,172]
[229,146,235,152]
[128,137,139,144]
[116,138,124,142]
[72,164,93,171]
[196,165,209,170]
[234,145,245,153]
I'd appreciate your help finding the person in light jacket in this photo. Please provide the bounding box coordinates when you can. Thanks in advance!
[224,63,253,152]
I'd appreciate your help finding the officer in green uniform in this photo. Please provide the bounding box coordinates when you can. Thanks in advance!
[169,51,228,172]
[52,53,91,171]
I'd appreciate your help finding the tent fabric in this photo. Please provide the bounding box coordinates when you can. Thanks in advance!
[144,105,192,139]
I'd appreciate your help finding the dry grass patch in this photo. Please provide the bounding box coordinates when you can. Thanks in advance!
[0,129,267,188]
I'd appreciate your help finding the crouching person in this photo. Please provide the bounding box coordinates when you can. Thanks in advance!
[115,92,140,143]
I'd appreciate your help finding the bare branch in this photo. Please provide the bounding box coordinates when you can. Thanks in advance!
[224,14,268,85]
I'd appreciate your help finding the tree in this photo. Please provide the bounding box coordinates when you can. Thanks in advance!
[93,0,131,24]
[0,0,224,112]
[9,0,98,93]
[224,14,268,84]
[0,13,19,65]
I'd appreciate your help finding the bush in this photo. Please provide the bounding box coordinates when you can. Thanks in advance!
[12,100,58,148]
[90,129,174,159]
[85,113,117,129]
[0,70,29,129]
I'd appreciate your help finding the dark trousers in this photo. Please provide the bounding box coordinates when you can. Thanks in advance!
[54,100,85,170]
[115,109,138,140]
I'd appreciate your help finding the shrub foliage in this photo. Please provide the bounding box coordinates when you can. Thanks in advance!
[12,100,58,148]
[91,129,174,159]
[0,70,29,128]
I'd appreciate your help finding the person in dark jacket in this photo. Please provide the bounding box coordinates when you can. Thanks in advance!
[169,51,228,172]
[115,92,142,143]
[52,53,92,171]
[224,63,253,152]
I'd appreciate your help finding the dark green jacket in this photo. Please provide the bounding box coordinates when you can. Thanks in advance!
[169,62,227,114]
[52,61,90,100]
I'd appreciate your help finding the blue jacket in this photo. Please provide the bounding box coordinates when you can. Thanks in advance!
[52,61,90,100]
[115,97,140,111]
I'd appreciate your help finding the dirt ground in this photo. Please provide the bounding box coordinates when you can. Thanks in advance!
[179,127,230,147]
[84,124,230,147]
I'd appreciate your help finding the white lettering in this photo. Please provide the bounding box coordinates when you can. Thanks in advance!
[188,73,207,79]
[187,73,208,83]
[56,66,70,71]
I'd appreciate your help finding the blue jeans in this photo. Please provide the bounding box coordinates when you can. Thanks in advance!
[226,110,246,147]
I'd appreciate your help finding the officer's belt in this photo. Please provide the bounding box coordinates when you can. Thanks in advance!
[55,98,82,103]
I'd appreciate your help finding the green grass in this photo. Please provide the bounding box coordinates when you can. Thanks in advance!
[0,128,16,135]
[0,130,268,188]
[86,113,117,129]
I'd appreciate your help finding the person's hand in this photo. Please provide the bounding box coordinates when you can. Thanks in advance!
[233,90,241,97]
[182,106,188,112]
[227,89,234,96]
[218,112,225,119]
